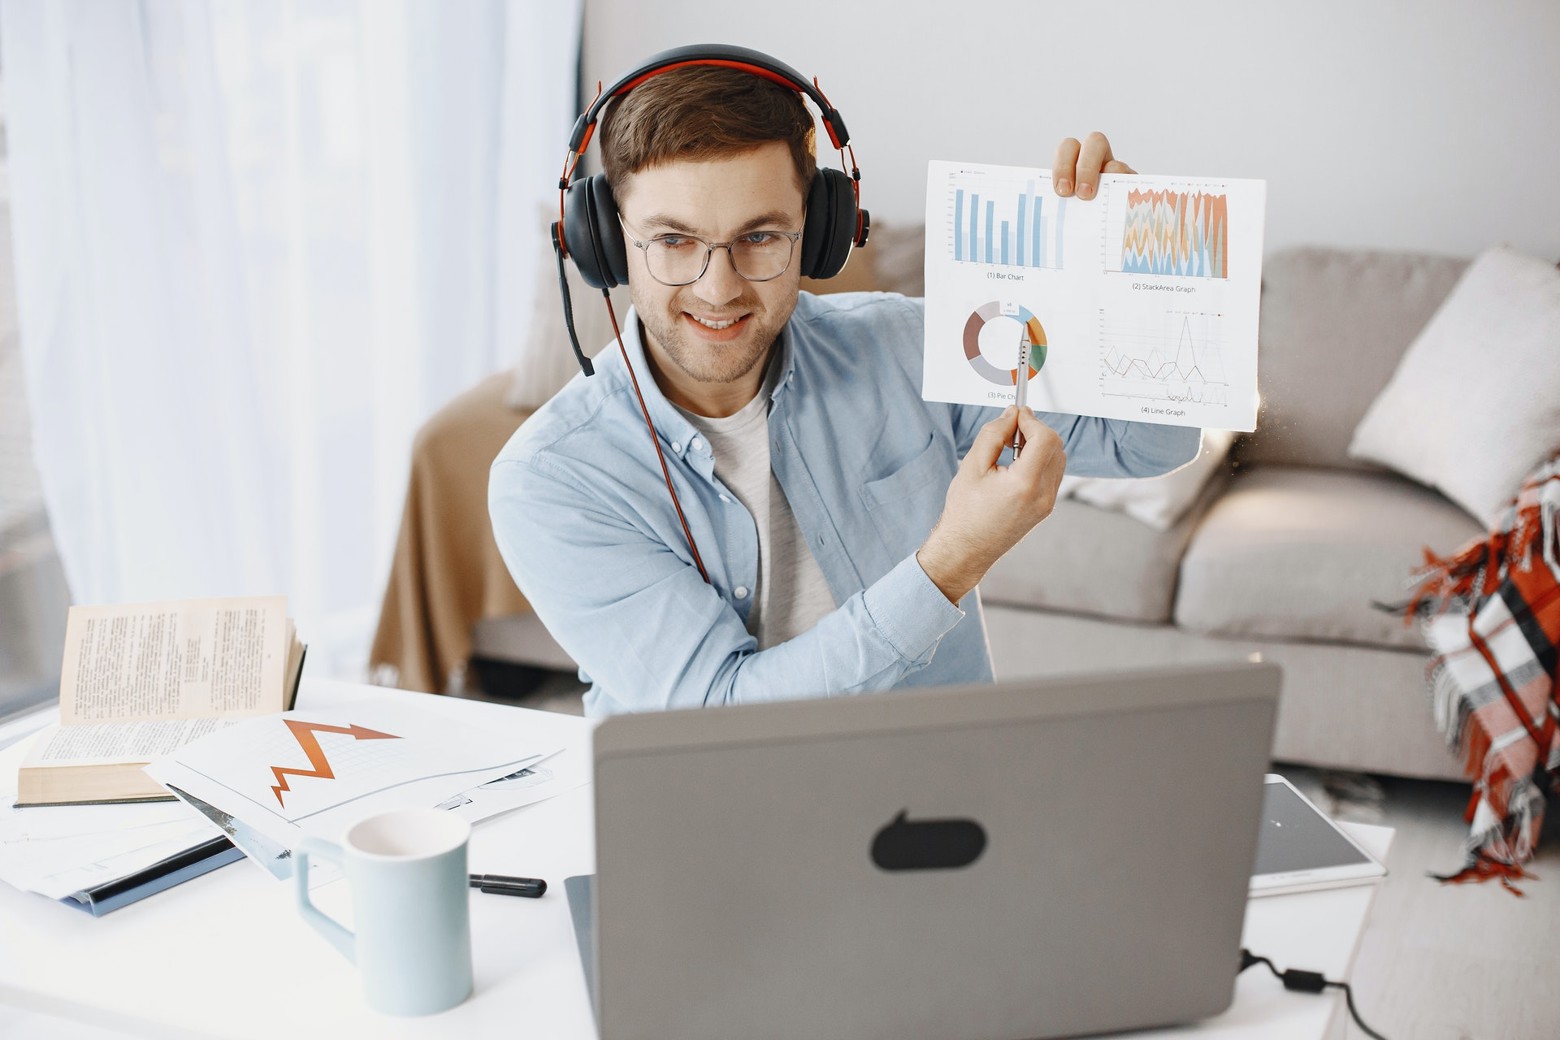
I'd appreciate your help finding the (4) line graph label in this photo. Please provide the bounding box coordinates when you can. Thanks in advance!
[924,160,1265,430]
[1101,311,1230,407]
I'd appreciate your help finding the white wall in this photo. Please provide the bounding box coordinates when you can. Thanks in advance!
[581,0,1560,260]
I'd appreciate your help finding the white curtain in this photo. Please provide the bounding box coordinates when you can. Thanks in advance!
[0,0,582,676]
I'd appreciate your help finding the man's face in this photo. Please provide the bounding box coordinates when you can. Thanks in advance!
[615,141,807,418]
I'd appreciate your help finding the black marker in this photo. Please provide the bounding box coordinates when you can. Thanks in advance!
[469,873,547,898]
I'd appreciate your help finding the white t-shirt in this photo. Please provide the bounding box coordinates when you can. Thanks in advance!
[678,374,836,649]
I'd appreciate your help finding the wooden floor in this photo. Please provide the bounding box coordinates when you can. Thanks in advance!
[1283,765,1560,1040]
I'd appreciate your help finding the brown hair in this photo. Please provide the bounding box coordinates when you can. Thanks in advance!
[599,65,817,194]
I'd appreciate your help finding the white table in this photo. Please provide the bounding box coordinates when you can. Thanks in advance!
[0,682,1389,1040]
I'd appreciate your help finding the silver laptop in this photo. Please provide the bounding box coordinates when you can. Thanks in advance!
[568,660,1279,1040]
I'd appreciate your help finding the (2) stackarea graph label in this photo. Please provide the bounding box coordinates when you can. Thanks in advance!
[923,160,1266,431]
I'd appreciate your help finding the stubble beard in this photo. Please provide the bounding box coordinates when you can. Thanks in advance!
[633,287,788,392]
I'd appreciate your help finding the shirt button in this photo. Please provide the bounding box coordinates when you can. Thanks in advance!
[690,436,702,451]
[671,441,682,453]
[719,494,731,503]
[734,586,750,599]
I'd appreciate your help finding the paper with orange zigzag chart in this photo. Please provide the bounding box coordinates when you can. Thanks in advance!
[269,719,402,808]
[153,700,549,823]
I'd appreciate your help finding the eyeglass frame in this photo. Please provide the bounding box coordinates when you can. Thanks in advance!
[617,216,804,287]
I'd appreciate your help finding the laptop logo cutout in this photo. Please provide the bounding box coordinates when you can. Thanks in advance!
[871,810,987,871]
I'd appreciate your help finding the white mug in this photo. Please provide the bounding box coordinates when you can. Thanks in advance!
[293,807,474,1016]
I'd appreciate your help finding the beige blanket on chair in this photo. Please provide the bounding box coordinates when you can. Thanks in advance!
[369,371,532,693]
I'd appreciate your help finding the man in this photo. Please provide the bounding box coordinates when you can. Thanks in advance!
[490,52,1200,715]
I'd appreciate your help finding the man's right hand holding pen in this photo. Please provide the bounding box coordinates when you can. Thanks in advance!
[917,406,1067,605]
[918,129,1131,606]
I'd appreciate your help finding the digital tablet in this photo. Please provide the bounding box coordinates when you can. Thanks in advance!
[1249,774,1387,896]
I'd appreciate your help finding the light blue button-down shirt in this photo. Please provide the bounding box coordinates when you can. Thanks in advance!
[490,291,1199,716]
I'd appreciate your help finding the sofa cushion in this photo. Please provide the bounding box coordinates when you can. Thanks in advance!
[1059,428,1236,531]
[1348,244,1560,527]
[1174,466,1484,650]
[981,474,1223,623]
[1240,247,1468,471]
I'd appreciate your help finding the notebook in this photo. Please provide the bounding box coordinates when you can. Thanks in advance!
[568,660,1280,1040]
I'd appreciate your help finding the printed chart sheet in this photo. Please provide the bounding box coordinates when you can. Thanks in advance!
[923,160,1266,431]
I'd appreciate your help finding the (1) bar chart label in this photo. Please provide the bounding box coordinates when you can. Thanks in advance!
[923,160,1266,431]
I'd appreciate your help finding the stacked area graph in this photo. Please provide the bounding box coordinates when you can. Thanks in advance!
[1119,189,1229,279]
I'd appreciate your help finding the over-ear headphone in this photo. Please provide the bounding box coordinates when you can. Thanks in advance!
[554,43,869,295]
[549,45,867,586]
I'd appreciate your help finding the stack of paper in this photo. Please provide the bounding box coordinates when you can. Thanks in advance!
[0,739,239,915]
[146,693,583,883]
[3,681,591,911]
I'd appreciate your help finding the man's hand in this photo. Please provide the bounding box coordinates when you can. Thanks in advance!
[917,408,1067,604]
[1052,132,1136,200]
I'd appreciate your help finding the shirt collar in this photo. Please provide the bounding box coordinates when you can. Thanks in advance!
[614,309,699,459]
[615,307,798,459]
[768,321,796,405]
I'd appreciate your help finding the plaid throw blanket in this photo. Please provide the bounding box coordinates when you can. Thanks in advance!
[1403,454,1560,893]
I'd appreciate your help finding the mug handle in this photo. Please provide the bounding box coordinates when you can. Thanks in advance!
[294,836,355,962]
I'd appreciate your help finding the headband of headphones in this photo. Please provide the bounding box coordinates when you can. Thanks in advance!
[562,43,854,168]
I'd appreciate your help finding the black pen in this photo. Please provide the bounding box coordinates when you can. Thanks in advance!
[469,873,547,898]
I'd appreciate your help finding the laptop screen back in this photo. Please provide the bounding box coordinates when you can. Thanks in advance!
[588,661,1279,1040]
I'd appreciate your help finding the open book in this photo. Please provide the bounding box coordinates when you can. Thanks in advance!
[16,596,304,807]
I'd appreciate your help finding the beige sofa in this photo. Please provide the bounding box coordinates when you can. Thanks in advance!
[978,244,1481,782]
[379,231,1495,783]
[785,234,1480,782]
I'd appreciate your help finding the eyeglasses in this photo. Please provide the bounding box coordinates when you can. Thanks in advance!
[619,217,803,286]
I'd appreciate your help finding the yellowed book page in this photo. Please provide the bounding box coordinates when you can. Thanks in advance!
[59,596,289,724]
[22,718,238,767]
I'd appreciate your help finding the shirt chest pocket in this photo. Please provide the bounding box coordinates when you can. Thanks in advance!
[857,434,954,562]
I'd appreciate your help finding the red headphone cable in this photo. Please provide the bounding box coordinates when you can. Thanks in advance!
[602,294,712,585]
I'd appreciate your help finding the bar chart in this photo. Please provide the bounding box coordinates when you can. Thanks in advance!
[949,175,1070,270]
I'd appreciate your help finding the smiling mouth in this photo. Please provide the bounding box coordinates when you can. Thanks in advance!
[687,313,748,330]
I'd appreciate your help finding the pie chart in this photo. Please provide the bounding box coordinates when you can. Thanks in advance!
[962,301,1047,386]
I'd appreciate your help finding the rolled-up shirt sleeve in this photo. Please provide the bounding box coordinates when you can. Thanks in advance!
[490,454,966,716]
[1041,412,1203,478]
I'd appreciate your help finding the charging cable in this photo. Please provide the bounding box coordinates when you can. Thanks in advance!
[1240,948,1388,1040]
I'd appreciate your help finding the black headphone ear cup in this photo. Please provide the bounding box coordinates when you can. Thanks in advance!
[589,176,629,288]
[561,174,629,290]
[800,168,859,279]
[562,175,609,289]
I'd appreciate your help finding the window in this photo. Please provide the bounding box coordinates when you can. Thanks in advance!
[0,84,70,723]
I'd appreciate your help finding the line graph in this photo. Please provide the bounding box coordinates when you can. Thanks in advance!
[1099,311,1230,406]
